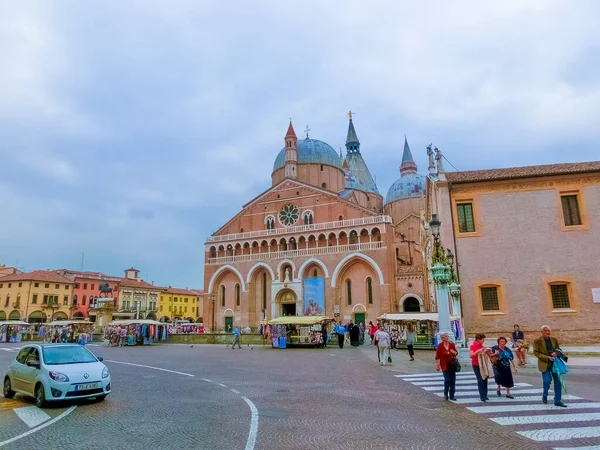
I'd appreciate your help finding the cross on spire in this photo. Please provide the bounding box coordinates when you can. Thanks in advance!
[304,125,311,139]
[347,110,354,120]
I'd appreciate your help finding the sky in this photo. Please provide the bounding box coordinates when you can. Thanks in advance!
[1,1,599,288]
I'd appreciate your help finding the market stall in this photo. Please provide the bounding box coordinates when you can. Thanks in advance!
[104,319,168,347]
[0,320,35,343]
[377,313,464,349]
[43,320,95,344]
[266,316,334,348]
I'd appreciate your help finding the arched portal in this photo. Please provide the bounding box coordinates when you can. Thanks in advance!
[54,311,68,321]
[403,297,421,312]
[276,289,298,317]
[73,312,85,319]
[159,316,170,323]
[27,310,46,323]
[146,312,157,320]
[0,311,6,320]
[9,310,20,320]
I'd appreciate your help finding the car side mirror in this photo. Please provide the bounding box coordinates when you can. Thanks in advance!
[27,360,40,369]
[97,357,104,362]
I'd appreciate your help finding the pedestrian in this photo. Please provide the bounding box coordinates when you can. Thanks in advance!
[435,332,458,401]
[374,327,391,366]
[321,324,328,348]
[470,333,490,402]
[512,324,526,367]
[232,327,241,349]
[533,325,566,407]
[350,323,360,347]
[335,322,347,349]
[406,323,416,361]
[490,337,515,399]
[358,322,365,345]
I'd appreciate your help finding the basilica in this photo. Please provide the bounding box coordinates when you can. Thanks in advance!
[203,114,430,332]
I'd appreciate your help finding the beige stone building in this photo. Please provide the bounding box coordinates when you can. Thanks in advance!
[427,157,600,345]
[116,268,161,320]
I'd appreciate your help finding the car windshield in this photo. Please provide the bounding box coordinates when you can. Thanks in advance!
[42,346,98,365]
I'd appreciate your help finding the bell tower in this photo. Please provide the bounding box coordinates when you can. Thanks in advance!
[284,121,298,179]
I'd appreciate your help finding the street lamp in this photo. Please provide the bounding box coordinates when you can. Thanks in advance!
[210,293,217,332]
[429,214,454,343]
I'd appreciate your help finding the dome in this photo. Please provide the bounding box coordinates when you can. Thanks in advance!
[385,173,426,204]
[273,138,343,172]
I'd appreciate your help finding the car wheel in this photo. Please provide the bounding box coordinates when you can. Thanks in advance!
[96,395,107,402]
[3,377,15,399]
[35,384,46,408]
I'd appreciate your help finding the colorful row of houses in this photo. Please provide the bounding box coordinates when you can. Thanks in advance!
[0,266,203,324]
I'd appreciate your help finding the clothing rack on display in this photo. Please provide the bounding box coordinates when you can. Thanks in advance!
[104,319,168,347]
[45,320,95,344]
[266,316,334,348]
[0,321,34,343]
[377,313,462,350]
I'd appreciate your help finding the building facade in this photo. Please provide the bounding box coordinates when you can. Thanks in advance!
[0,270,75,323]
[427,158,600,345]
[55,270,121,319]
[158,288,203,323]
[203,116,428,331]
[117,268,160,320]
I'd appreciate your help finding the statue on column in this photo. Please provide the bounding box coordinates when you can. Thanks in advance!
[434,146,445,173]
[427,144,436,174]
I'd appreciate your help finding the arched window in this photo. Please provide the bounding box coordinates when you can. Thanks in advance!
[236,284,240,307]
[366,277,373,304]
[338,215,343,221]
[313,269,318,278]
[221,285,226,307]
[321,183,327,189]
[346,279,352,305]
[265,216,275,230]
[262,273,267,310]
[303,211,314,225]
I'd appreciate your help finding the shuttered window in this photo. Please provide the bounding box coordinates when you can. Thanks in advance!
[457,203,476,233]
[561,195,582,226]
[480,286,499,311]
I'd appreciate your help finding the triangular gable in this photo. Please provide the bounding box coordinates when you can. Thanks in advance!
[212,178,378,236]
[394,212,420,226]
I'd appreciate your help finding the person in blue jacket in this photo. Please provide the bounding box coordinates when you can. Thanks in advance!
[334,322,347,349]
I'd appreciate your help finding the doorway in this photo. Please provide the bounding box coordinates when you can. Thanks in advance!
[224,316,233,332]
[354,313,365,326]
[403,297,421,312]
[281,303,296,316]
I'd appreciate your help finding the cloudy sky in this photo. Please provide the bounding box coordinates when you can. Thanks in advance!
[1,1,598,288]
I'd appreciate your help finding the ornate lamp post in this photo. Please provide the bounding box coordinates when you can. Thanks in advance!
[446,249,462,317]
[429,214,454,342]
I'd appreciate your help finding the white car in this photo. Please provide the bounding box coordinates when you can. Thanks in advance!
[3,343,111,407]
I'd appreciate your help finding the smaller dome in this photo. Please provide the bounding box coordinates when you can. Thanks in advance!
[273,138,342,172]
[385,173,426,204]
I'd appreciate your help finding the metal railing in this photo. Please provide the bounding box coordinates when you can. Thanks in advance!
[206,241,385,265]
[206,215,392,243]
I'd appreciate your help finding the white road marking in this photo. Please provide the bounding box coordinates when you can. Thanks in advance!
[435,388,544,397]
[0,405,76,447]
[491,412,600,426]
[452,395,581,404]
[412,379,482,386]
[554,447,600,450]
[0,348,20,352]
[242,396,258,450]
[105,360,195,377]
[202,378,212,382]
[402,374,476,382]
[217,383,227,387]
[13,406,52,428]
[230,389,240,394]
[420,382,531,391]
[518,426,600,442]
[396,372,475,379]
[468,402,600,414]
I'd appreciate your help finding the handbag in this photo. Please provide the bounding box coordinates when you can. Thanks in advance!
[449,357,461,372]
[553,357,568,375]
[387,355,392,363]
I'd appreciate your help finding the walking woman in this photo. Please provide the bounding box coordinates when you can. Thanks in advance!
[470,333,490,402]
[406,323,416,361]
[435,333,458,401]
[491,337,515,399]
[512,324,526,366]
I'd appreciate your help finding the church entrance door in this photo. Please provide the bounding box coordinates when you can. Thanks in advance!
[281,303,296,316]
[224,316,233,332]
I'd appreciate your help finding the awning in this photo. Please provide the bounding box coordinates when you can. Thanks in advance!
[108,319,164,326]
[0,320,32,326]
[47,320,94,327]
[378,313,460,322]
[268,316,334,326]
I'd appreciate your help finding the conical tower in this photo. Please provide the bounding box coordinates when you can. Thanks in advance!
[284,121,298,179]
[344,113,380,195]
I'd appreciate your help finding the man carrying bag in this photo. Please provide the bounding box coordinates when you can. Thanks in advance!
[533,325,567,407]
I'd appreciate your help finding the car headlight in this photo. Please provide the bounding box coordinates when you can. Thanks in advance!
[102,367,109,379]
[49,371,70,382]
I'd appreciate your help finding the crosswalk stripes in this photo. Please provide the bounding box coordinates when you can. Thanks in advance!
[397,372,600,449]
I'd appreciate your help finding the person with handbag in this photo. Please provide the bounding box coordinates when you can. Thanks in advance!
[533,325,567,407]
[490,337,515,399]
[374,327,391,366]
[435,332,458,401]
[470,333,490,402]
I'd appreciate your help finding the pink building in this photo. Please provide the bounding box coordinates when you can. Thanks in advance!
[55,270,120,319]
[427,157,600,345]
[204,117,428,331]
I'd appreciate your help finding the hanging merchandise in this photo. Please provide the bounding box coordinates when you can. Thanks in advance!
[104,320,169,347]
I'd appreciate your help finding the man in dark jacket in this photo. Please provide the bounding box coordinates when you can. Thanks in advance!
[533,325,566,407]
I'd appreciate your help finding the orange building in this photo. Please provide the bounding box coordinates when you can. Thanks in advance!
[204,115,428,331]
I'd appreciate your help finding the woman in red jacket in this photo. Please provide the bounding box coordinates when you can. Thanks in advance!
[435,332,459,401]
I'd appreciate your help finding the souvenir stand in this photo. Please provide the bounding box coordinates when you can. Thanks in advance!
[104,319,168,346]
[44,320,95,344]
[0,320,35,343]
[377,313,464,349]
[267,316,333,348]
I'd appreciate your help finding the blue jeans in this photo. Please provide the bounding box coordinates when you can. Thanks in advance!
[443,370,456,398]
[472,365,488,401]
[542,366,562,404]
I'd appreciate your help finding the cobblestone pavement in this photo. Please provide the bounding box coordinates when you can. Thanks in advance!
[0,342,598,450]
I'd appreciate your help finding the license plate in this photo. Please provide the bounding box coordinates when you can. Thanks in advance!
[75,382,99,391]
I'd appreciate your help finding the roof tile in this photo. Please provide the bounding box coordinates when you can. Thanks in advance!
[0,270,75,284]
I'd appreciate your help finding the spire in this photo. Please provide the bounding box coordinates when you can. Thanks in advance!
[400,135,417,176]
[345,112,360,154]
[285,120,297,138]
[342,158,349,170]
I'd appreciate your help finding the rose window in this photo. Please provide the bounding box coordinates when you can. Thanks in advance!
[279,204,299,226]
